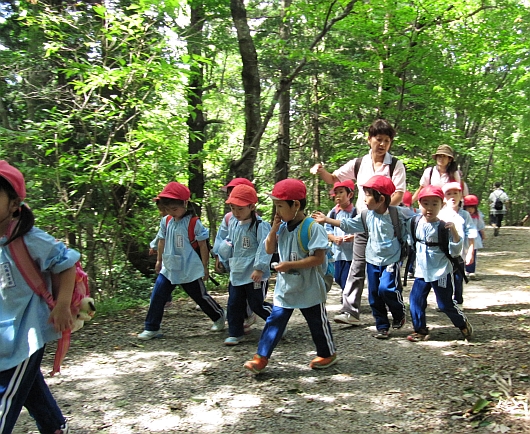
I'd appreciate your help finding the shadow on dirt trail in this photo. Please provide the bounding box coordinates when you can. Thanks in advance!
[15,227,530,434]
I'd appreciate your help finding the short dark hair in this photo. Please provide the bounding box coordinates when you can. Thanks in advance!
[285,198,307,210]
[364,187,391,207]
[368,119,396,140]
[495,182,502,188]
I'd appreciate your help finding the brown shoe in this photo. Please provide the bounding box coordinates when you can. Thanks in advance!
[244,354,268,374]
[309,353,337,369]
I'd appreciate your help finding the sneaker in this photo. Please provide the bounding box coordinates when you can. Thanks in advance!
[54,422,69,434]
[461,320,473,340]
[407,330,429,342]
[243,313,257,329]
[137,330,160,340]
[244,354,268,373]
[374,329,390,339]
[469,273,477,280]
[334,312,360,325]
[392,316,406,329]
[309,353,337,369]
[224,336,244,346]
[211,312,226,331]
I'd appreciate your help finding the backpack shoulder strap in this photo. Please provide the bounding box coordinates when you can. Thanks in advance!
[388,205,402,240]
[165,215,172,227]
[360,209,369,236]
[429,166,434,184]
[297,217,315,253]
[188,216,200,250]
[353,158,362,180]
[389,156,398,179]
[224,211,233,225]
[437,220,450,256]
[7,236,55,309]
[410,214,422,246]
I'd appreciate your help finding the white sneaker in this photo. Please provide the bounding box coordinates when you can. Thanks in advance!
[469,273,477,280]
[224,336,243,346]
[334,312,360,325]
[137,330,160,340]
[211,312,226,331]
[243,313,257,329]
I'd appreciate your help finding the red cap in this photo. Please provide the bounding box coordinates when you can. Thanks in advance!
[222,178,255,192]
[226,184,258,206]
[363,175,395,196]
[463,195,479,206]
[158,182,190,200]
[402,190,413,207]
[418,185,444,201]
[442,182,462,194]
[270,179,306,201]
[330,179,355,195]
[0,160,26,200]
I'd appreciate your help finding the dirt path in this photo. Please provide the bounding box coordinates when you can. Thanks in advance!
[16,227,530,434]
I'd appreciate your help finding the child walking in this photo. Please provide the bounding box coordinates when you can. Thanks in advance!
[325,180,356,293]
[407,185,473,342]
[138,181,225,340]
[218,185,273,345]
[314,176,409,339]
[463,195,486,280]
[244,179,337,373]
[0,161,76,434]
[439,182,477,306]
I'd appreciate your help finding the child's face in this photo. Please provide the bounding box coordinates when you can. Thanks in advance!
[464,205,477,214]
[444,188,462,210]
[273,200,299,223]
[364,189,384,212]
[368,134,392,159]
[0,190,19,231]
[419,196,443,222]
[164,201,188,219]
[333,187,353,208]
[229,204,255,221]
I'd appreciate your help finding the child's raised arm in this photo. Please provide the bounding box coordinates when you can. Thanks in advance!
[312,211,340,227]
[265,213,282,254]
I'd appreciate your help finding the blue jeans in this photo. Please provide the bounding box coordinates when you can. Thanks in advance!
[334,259,351,291]
[227,281,272,337]
[145,274,224,331]
[366,262,406,331]
[409,275,467,333]
[257,303,336,359]
[0,347,66,434]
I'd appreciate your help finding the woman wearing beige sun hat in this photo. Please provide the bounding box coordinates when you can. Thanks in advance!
[411,144,462,204]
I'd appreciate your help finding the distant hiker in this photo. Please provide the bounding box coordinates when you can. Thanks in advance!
[0,161,75,434]
[407,185,473,342]
[439,182,477,306]
[463,195,486,280]
[411,144,461,204]
[324,180,356,294]
[218,184,273,346]
[311,119,406,325]
[244,179,337,373]
[137,182,225,340]
[488,182,510,236]
[313,176,410,340]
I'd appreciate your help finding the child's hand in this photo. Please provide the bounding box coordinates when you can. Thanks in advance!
[203,269,209,282]
[49,303,74,333]
[465,249,474,266]
[271,213,282,230]
[343,234,355,242]
[272,261,290,273]
[444,221,455,230]
[251,270,264,283]
[331,235,343,245]
[155,260,162,273]
[312,211,326,223]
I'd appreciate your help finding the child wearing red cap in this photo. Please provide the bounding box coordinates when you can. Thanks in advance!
[138,182,225,340]
[439,182,477,306]
[407,185,473,342]
[244,179,337,373]
[314,175,409,339]
[0,161,77,433]
[218,185,273,345]
[325,180,356,294]
[463,195,485,280]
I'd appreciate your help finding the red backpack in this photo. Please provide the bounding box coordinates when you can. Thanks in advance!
[7,227,95,376]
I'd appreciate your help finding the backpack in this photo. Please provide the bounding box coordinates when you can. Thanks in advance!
[297,217,335,292]
[404,215,468,287]
[493,192,504,211]
[7,231,95,376]
[165,215,219,286]
[353,156,398,180]
[360,206,408,264]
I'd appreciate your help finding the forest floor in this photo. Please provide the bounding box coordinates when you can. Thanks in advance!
[15,226,530,434]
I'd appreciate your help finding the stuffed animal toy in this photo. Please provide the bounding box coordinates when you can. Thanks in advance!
[72,297,96,333]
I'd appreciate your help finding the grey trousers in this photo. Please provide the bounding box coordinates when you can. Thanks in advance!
[340,231,367,319]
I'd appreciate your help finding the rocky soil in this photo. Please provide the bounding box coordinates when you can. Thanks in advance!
[15,226,530,434]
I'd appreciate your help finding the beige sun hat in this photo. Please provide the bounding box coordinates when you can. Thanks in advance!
[432,145,454,159]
